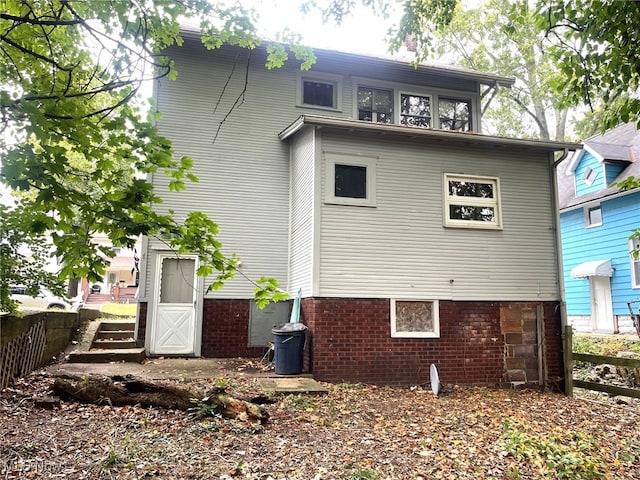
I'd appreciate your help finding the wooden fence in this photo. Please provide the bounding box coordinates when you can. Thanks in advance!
[564,325,640,399]
[1,311,87,389]
[0,321,47,389]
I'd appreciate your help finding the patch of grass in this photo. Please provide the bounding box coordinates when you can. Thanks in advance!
[285,394,317,411]
[501,419,606,479]
[349,469,379,480]
[100,302,136,317]
[573,333,640,356]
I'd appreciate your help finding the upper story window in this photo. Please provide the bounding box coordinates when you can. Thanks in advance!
[585,205,602,227]
[325,152,377,207]
[297,72,342,111]
[444,173,502,229]
[357,87,393,123]
[400,94,431,127]
[439,97,471,131]
[354,79,476,132]
[631,238,640,288]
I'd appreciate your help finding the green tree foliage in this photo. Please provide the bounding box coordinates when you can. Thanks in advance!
[317,0,638,134]
[535,0,640,132]
[1,0,313,312]
[431,0,570,140]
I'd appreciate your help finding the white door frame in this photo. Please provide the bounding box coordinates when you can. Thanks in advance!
[147,253,203,356]
[590,275,614,333]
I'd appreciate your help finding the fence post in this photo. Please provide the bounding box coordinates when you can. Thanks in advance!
[563,325,573,396]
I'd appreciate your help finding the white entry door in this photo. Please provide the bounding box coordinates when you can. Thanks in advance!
[150,254,200,355]
[590,276,614,332]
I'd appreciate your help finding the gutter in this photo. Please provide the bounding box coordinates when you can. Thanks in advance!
[280,115,579,152]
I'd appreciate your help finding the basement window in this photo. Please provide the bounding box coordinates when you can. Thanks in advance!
[391,299,440,338]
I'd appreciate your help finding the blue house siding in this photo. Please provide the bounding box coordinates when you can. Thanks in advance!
[574,153,604,196]
[605,163,625,186]
[561,191,640,316]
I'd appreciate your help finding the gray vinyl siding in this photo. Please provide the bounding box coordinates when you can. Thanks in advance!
[149,44,294,298]
[145,40,515,299]
[288,128,316,296]
[317,132,559,301]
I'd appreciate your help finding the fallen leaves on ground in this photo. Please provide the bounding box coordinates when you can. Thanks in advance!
[1,363,639,480]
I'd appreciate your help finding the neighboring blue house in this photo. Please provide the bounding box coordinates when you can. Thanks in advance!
[557,122,640,334]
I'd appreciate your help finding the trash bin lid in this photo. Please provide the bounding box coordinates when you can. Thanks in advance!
[272,322,307,334]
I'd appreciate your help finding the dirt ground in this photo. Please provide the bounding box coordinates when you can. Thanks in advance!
[1,358,639,479]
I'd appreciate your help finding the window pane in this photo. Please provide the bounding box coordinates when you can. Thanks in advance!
[449,180,494,198]
[358,87,392,123]
[160,258,195,304]
[357,87,373,109]
[401,94,431,127]
[588,207,602,225]
[303,80,335,107]
[395,301,434,333]
[335,164,367,198]
[449,205,496,222]
[439,98,471,131]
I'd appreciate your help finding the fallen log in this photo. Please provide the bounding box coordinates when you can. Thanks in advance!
[52,374,268,423]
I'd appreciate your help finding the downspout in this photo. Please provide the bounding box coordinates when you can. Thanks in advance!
[551,148,571,393]
[551,148,570,331]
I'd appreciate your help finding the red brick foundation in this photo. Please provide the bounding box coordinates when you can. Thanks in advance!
[136,297,564,386]
[136,299,264,357]
[301,298,563,386]
[201,299,264,358]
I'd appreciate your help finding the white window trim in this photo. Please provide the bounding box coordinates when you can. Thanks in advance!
[631,238,640,289]
[390,299,440,338]
[351,76,480,132]
[297,71,343,112]
[443,173,502,229]
[582,167,597,186]
[584,205,602,228]
[324,152,377,207]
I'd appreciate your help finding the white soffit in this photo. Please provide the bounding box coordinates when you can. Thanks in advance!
[570,259,613,278]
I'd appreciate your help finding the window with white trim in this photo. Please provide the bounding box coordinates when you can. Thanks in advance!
[582,167,597,186]
[631,238,640,288]
[325,153,377,206]
[391,299,440,338]
[444,174,502,229]
[297,72,342,111]
[585,205,602,227]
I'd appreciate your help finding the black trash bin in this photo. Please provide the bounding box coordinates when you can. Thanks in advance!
[272,323,307,375]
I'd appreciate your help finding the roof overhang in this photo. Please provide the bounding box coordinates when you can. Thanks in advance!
[178,27,515,88]
[570,259,613,278]
[279,115,579,153]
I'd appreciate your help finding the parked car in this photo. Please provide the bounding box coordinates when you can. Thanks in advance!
[9,285,75,311]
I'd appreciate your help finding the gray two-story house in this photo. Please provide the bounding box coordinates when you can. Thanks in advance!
[135,33,576,386]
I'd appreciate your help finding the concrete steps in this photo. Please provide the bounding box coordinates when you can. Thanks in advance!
[67,320,145,364]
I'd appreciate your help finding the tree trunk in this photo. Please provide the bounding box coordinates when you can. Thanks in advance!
[52,374,268,423]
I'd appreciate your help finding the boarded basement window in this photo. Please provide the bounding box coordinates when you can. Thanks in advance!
[390,299,440,338]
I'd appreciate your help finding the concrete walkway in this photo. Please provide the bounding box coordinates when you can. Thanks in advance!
[46,357,328,394]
